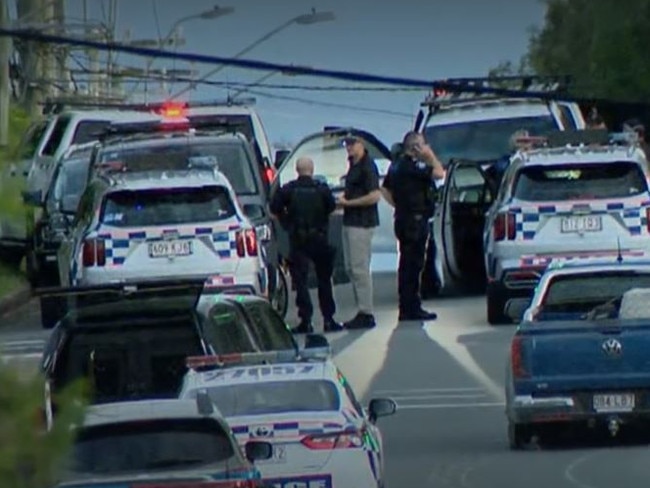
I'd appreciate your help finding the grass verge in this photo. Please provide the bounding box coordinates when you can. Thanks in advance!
[0,265,26,298]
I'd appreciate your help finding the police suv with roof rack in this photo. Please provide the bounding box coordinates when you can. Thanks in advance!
[484,129,650,324]
[54,396,272,487]
[55,158,267,320]
[82,113,289,318]
[179,348,397,488]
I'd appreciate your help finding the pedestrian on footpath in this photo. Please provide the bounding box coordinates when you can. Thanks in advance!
[381,131,445,322]
[337,134,381,329]
[269,157,344,334]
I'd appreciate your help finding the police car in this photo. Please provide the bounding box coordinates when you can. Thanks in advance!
[55,397,271,487]
[179,349,398,488]
[56,164,266,297]
[484,130,650,324]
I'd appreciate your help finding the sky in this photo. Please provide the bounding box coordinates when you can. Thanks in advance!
[57,0,547,147]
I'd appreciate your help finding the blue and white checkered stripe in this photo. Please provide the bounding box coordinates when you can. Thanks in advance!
[231,421,345,439]
[510,200,650,240]
[97,224,240,266]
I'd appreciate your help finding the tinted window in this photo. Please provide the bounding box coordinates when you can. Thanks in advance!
[72,120,110,144]
[425,115,557,164]
[98,142,258,195]
[71,419,235,474]
[198,380,339,416]
[101,186,235,227]
[17,121,48,159]
[513,162,646,202]
[543,272,650,312]
[204,304,256,354]
[243,302,295,351]
[42,116,70,156]
[49,157,91,213]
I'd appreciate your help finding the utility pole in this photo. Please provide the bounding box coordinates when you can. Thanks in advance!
[0,0,11,146]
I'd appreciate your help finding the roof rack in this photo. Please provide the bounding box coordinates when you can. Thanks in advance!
[185,347,331,371]
[518,129,638,150]
[41,97,257,115]
[422,75,571,108]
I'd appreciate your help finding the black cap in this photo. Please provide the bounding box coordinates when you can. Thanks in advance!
[342,135,361,145]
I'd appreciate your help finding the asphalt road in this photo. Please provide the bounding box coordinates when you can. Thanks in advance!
[2,273,650,488]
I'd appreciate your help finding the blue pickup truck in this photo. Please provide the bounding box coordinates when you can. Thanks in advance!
[505,280,650,449]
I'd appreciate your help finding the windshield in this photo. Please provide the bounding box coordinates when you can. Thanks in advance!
[539,271,650,316]
[513,162,646,201]
[424,115,557,164]
[101,186,236,227]
[98,142,258,195]
[191,379,340,417]
[276,133,391,190]
[71,418,235,474]
[49,157,91,212]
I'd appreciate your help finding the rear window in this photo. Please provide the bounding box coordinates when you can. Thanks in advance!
[101,186,236,227]
[98,141,258,195]
[71,120,110,144]
[542,271,650,313]
[71,418,235,474]
[42,116,70,156]
[513,162,647,201]
[196,380,340,417]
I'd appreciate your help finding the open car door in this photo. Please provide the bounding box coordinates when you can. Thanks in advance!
[433,159,497,291]
[270,128,392,284]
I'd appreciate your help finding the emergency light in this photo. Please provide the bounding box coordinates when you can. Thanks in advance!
[157,102,187,119]
[185,347,331,370]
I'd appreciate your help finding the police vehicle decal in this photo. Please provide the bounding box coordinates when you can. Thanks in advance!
[262,473,332,488]
[519,249,647,268]
[202,365,317,383]
[230,420,347,439]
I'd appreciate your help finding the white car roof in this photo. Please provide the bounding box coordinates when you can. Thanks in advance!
[515,144,647,167]
[82,399,216,428]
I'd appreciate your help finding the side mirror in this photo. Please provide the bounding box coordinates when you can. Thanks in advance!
[368,398,397,423]
[243,204,265,221]
[22,189,43,206]
[304,333,330,350]
[274,149,290,169]
[244,441,273,462]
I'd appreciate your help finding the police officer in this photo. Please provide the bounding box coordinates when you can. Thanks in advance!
[270,157,344,334]
[381,131,446,321]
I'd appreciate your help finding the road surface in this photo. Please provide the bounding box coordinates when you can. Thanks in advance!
[1,272,649,488]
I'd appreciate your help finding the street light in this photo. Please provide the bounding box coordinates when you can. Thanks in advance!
[170,10,335,99]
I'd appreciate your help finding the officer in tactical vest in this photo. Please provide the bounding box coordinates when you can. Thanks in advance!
[270,157,344,334]
[381,131,446,322]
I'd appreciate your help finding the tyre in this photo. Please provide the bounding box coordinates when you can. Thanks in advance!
[508,421,532,450]
[487,282,509,325]
[270,265,289,319]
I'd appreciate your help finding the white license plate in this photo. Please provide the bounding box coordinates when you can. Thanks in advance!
[560,215,602,233]
[148,240,193,258]
[593,393,635,412]
[258,445,286,464]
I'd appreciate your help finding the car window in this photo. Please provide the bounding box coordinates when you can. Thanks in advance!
[70,418,235,475]
[196,379,340,416]
[98,141,258,195]
[42,116,71,156]
[425,115,558,165]
[100,186,236,227]
[49,157,92,213]
[513,162,646,201]
[17,120,49,159]
[242,301,295,351]
[448,165,492,204]
[72,120,111,145]
[203,303,256,354]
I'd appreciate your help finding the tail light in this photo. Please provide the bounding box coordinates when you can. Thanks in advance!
[511,336,529,379]
[82,238,106,267]
[264,166,276,183]
[301,429,364,450]
[493,212,516,241]
[235,229,258,257]
[646,207,650,232]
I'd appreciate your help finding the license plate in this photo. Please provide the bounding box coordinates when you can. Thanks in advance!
[258,445,286,464]
[148,240,193,258]
[593,393,635,412]
[560,215,602,233]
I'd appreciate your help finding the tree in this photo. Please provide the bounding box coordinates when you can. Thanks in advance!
[0,364,87,488]
[524,0,650,102]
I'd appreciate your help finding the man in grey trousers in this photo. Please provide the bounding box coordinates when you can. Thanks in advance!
[336,135,381,329]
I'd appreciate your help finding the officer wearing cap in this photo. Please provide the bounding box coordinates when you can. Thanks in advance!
[270,157,344,334]
[337,134,382,329]
[381,131,445,321]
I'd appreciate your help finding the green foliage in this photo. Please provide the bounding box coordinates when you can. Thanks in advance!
[0,366,88,488]
[0,106,31,167]
[524,0,650,101]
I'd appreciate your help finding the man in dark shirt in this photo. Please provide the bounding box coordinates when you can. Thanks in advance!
[336,135,381,329]
[381,131,445,322]
[270,157,344,334]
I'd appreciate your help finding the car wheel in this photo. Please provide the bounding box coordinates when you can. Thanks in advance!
[270,265,289,319]
[487,282,509,325]
[508,421,532,450]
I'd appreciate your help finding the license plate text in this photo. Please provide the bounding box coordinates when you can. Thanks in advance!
[593,393,635,412]
[148,240,193,258]
[561,215,602,233]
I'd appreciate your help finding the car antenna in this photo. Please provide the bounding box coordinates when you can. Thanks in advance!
[616,237,623,263]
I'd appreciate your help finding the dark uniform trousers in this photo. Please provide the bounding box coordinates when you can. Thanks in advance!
[395,213,430,314]
[288,234,336,322]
